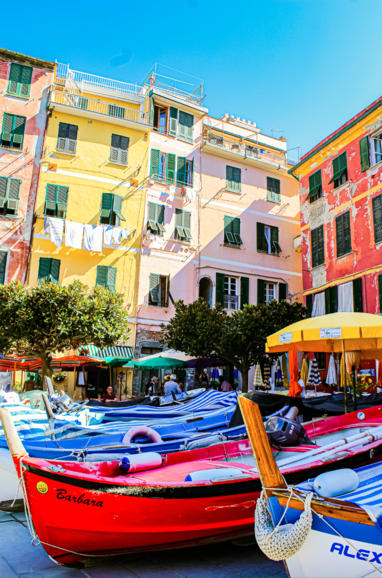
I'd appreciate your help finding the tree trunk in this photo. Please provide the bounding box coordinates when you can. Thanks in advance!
[241,367,249,393]
[40,352,53,389]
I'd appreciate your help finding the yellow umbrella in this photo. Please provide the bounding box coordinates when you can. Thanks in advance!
[253,363,263,388]
[282,354,289,389]
[300,356,309,387]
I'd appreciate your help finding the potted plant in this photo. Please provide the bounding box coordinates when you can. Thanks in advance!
[52,371,67,383]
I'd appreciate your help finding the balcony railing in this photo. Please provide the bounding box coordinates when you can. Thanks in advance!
[203,130,287,169]
[224,295,239,310]
[49,90,149,125]
[55,63,146,98]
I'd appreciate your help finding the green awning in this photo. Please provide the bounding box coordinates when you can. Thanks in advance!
[79,345,133,358]
[125,357,185,370]
[98,356,133,368]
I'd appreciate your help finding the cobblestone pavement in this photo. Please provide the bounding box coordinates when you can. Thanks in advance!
[0,510,287,578]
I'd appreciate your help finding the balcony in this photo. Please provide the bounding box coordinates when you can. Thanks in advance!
[202,128,287,173]
[49,90,150,130]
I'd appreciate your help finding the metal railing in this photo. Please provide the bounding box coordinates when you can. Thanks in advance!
[55,63,146,97]
[224,295,239,310]
[151,80,203,106]
[203,130,287,169]
[49,90,149,125]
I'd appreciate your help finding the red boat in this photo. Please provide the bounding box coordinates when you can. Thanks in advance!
[2,405,382,567]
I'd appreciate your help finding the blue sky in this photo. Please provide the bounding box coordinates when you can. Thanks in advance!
[4,0,382,161]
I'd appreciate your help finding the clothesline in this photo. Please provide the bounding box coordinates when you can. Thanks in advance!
[44,217,130,252]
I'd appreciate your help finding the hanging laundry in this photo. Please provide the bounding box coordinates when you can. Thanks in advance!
[45,217,63,248]
[121,228,130,239]
[112,227,122,245]
[103,225,113,245]
[185,188,196,203]
[65,221,84,249]
[83,224,103,252]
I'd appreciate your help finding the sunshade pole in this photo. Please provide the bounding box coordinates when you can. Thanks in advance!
[342,339,348,414]
[352,365,357,412]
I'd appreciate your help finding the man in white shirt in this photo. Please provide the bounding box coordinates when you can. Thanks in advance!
[164,374,182,398]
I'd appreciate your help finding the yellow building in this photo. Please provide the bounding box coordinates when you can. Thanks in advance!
[27,63,152,397]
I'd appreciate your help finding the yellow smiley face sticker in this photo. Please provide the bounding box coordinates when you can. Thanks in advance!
[36,481,49,494]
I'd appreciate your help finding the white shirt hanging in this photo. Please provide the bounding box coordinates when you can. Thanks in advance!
[45,217,64,248]
[65,221,84,249]
[83,224,103,252]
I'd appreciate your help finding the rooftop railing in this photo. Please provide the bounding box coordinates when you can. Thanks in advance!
[49,90,149,125]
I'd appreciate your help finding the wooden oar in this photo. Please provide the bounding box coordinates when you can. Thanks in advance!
[238,396,286,496]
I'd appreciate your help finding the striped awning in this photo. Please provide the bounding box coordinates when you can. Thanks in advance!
[81,345,133,358]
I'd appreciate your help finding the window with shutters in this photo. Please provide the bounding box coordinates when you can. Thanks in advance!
[311,225,325,268]
[109,134,129,166]
[44,184,68,218]
[178,111,193,143]
[226,166,241,192]
[175,209,191,242]
[108,105,125,119]
[307,170,322,203]
[7,63,32,98]
[56,123,78,155]
[37,258,60,285]
[267,177,281,203]
[336,211,352,258]
[359,136,370,172]
[96,266,117,291]
[371,131,382,166]
[224,216,242,246]
[329,152,348,189]
[100,193,126,226]
[176,157,194,187]
[147,202,165,236]
[0,251,7,284]
[257,222,281,255]
[224,276,238,310]
[0,176,22,216]
[265,283,276,303]
[153,105,168,134]
[148,273,169,307]
[1,113,26,150]
[372,194,382,244]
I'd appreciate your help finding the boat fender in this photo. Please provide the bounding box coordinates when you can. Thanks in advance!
[285,406,299,421]
[313,469,359,497]
[122,426,162,444]
[182,433,228,451]
[184,467,249,482]
[255,490,313,561]
[119,452,163,473]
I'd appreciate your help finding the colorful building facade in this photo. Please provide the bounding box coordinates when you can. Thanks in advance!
[27,63,152,396]
[291,95,382,319]
[0,48,54,284]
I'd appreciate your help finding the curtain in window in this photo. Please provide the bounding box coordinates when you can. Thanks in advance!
[312,291,325,317]
[338,281,353,312]
[264,226,271,253]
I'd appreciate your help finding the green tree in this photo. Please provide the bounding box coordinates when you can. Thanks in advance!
[0,281,130,379]
[161,298,308,392]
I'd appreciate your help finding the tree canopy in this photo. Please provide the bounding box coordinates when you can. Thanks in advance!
[0,281,130,376]
[161,299,308,392]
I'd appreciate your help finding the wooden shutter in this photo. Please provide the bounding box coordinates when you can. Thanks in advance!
[215,273,225,307]
[96,265,108,287]
[113,194,125,223]
[150,96,155,126]
[306,294,313,317]
[45,184,57,212]
[177,157,187,185]
[311,228,318,268]
[0,177,7,207]
[182,210,191,240]
[271,226,280,254]
[149,273,160,304]
[257,279,265,304]
[50,259,61,284]
[359,136,370,172]
[2,113,13,143]
[231,167,241,192]
[179,111,193,143]
[101,193,113,221]
[12,116,26,147]
[7,63,21,95]
[150,149,160,179]
[226,166,233,190]
[325,287,331,315]
[175,208,185,239]
[7,178,21,213]
[37,258,51,284]
[156,204,165,224]
[19,66,32,97]
[257,222,266,251]
[307,170,322,201]
[169,107,178,137]
[56,186,68,217]
[232,217,242,245]
[58,123,69,139]
[329,152,347,184]
[0,252,7,284]
[267,177,281,202]
[147,202,157,231]
[342,211,351,255]
[336,212,352,257]
[240,277,249,309]
[353,278,363,312]
[166,154,176,184]
[379,275,382,313]
[330,286,338,313]
[107,267,117,292]
[111,134,121,149]
[224,215,234,243]
[68,124,78,141]
[279,283,287,301]
[311,225,324,268]
[372,195,382,244]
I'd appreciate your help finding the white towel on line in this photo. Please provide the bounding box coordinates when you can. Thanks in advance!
[65,221,84,249]
[45,217,64,248]
[112,227,122,245]
[103,225,113,245]
[83,224,103,252]
[121,228,130,239]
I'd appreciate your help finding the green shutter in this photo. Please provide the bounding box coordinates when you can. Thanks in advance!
[56,186,68,217]
[113,194,125,223]
[0,252,7,284]
[257,279,265,304]
[37,258,51,284]
[175,208,185,239]
[149,273,160,304]
[336,211,352,257]
[150,96,155,126]
[329,152,347,185]
[166,154,176,184]
[169,107,178,137]
[359,136,370,172]
[7,63,21,95]
[267,177,281,203]
[227,167,241,192]
[7,64,31,98]
[2,113,13,143]
[307,170,322,202]
[215,273,225,307]
[311,225,324,268]
[150,149,160,179]
[240,277,249,309]
[279,283,287,301]
[0,177,7,207]
[257,222,265,251]
[12,116,26,147]
[271,226,280,254]
[7,179,21,213]
[306,294,313,317]
[226,166,233,190]
[178,111,193,143]
[379,275,382,313]
[325,287,331,315]
[373,195,382,244]
[177,157,187,185]
[50,259,60,284]
[232,217,242,245]
[353,278,363,312]
[147,202,157,232]
[224,215,234,244]
[45,184,57,212]
[183,210,191,240]
[107,267,117,292]
[100,193,113,223]
[96,266,108,287]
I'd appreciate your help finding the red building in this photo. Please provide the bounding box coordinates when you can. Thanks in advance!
[0,48,54,284]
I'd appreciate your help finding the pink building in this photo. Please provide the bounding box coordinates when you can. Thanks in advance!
[0,48,54,283]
